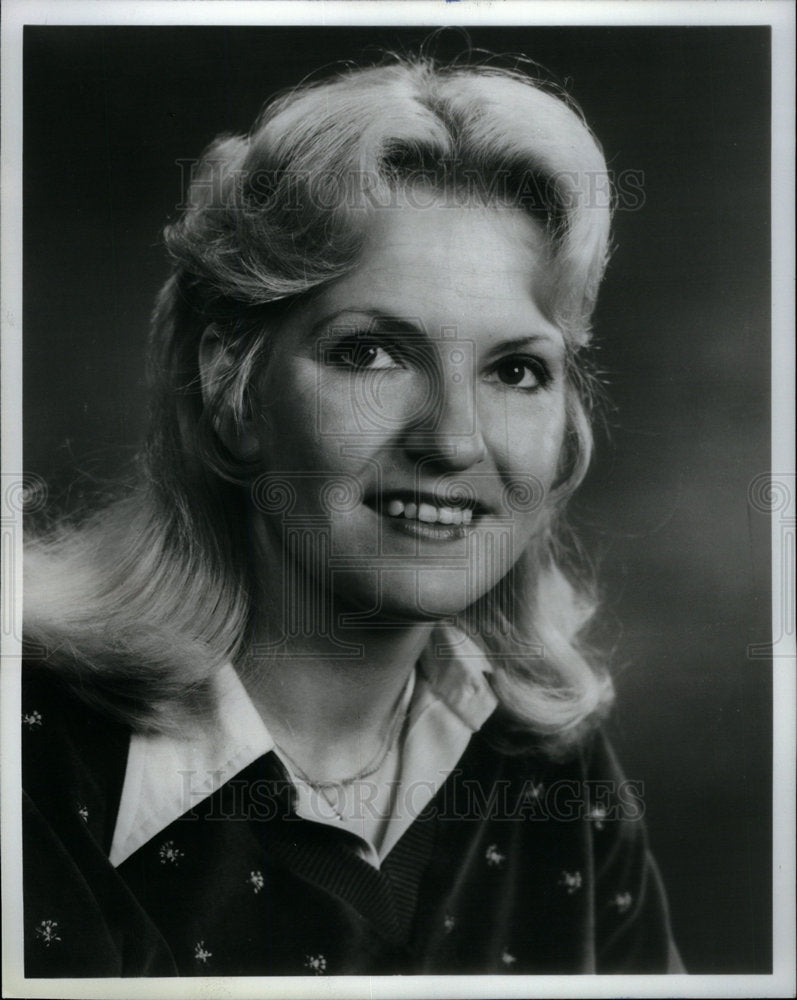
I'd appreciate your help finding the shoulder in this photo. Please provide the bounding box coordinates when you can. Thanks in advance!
[22,658,132,853]
[579,728,684,973]
[479,718,682,972]
[582,726,647,833]
[21,660,180,975]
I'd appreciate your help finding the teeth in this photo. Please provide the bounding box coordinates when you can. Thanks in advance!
[383,498,476,525]
[418,503,437,523]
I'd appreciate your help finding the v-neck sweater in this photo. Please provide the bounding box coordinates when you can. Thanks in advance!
[21,661,683,977]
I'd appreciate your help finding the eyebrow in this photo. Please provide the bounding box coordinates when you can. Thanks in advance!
[311,309,563,354]
[483,334,564,359]
[310,309,423,339]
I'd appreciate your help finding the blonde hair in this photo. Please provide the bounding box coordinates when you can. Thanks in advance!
[25,56,614,752]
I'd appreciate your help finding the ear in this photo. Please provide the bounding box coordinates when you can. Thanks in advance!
[198,325,261,461]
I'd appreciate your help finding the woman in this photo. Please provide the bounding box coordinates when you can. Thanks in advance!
[22,56,683,976]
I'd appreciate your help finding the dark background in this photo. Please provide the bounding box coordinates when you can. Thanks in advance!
[24,25,772,973]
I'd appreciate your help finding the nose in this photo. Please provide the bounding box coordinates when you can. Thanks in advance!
[402,346,486,471]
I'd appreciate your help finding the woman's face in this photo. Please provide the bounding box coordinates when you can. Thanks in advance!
[249,196,568,622]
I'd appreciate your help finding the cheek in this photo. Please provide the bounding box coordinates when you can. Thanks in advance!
[483,391,566,557]
[315,369,423,440]
[252,361,417,514]
[256,360,360,459]
[486,390,567,484]
[251,363,333,490]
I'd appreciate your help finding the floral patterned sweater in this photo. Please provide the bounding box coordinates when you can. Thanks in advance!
[21,664,683,977]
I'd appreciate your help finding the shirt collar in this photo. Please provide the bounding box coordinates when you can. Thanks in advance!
[109,625,495,868]
[417,623,495,730]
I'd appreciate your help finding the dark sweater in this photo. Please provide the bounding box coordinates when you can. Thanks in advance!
[21,664,682,976]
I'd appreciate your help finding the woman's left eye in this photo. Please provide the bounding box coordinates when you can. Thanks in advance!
[325,336,401,371]
[484,356,550,391]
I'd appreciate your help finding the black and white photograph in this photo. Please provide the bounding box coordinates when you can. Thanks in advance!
[1,1,794,996]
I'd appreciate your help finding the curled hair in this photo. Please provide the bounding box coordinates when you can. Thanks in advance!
[25,55,614,751]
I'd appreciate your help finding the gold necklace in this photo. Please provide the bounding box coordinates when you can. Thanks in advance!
[273,699,409,791]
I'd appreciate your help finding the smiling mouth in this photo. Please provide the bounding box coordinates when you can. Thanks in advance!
[365,491,486,530]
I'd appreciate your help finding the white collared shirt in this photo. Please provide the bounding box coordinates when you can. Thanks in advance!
[109,625,497,870]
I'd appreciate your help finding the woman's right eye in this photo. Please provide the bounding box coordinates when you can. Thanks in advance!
[325,336,402,371]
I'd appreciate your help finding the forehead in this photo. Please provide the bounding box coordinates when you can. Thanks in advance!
[308,198,559,339]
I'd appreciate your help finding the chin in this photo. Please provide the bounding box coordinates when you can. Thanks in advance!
[331,567,494,624]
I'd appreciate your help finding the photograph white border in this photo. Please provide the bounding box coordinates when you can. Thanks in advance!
[2,2,794,998]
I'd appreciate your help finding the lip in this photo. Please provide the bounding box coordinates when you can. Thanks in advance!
[368,488,487,509]
[363,489,487,542]
[382,516,471,541]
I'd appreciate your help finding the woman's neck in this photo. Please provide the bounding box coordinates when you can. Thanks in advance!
[239,564,435,781]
